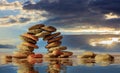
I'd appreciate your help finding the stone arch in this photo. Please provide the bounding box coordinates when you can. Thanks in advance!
[13,24,73,58]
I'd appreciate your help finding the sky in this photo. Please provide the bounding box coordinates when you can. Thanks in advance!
[0,0,120,53]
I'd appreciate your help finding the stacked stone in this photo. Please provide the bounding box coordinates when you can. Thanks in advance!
[13,25,43,58]
[13,24,73,58]
[40,25,73,58]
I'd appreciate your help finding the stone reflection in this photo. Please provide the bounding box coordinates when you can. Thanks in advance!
[46,58,73,73]
[0,56,73,73]
[0,53,118,73]
[0,55,12,64]
[12,58,42,73]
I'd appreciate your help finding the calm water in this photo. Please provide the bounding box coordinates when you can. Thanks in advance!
[0,56,120,73]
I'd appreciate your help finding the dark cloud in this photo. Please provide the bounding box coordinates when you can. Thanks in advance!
[89,0,120,14]
[24,0,89,14]
[0,44,16,49]
[23,0,120,29]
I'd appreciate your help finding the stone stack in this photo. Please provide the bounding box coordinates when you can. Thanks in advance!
[13,24,73,58]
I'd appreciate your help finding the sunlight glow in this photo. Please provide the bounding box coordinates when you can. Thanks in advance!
[105,12,120,19]
[89,37,120,47]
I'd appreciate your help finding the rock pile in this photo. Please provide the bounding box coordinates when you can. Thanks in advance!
[13,24,73,58]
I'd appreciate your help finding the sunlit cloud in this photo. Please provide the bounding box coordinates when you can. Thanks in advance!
[0,0,22,10]
[104,12,120,19]
[0,10,48,27]
[89,37,120,48]
[0,0,48,27]
[0,39,17,45]
[59,26,120,35]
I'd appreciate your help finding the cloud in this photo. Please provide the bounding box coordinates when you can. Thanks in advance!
[62,35,120,52]
[0,0,22,10]
[89,36,120,47]
[104,12,120,19]
[23,0,120,33]
[0,38,16,49]
[0,39,18,45]
[0,44,15,49]
[0,10,48,27]
[89,0,120,15]
[59,26,120,35]
[0,0,48,27]
[0,0,120,34]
